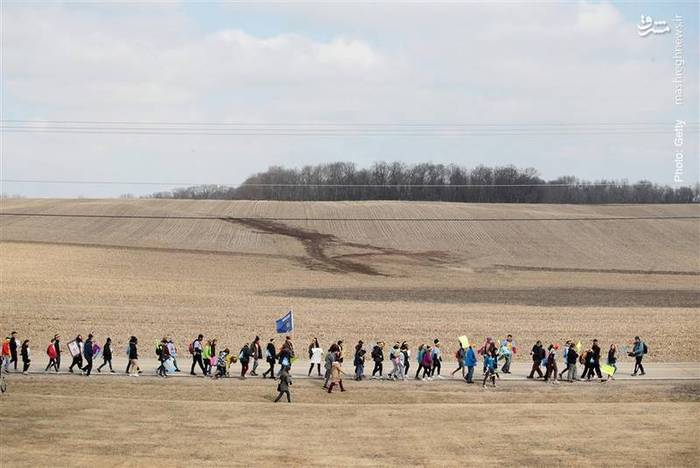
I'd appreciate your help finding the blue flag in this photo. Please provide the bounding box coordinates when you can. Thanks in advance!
[275,310,294,334]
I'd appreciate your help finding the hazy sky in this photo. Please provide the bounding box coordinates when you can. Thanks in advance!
[1,0,698,198]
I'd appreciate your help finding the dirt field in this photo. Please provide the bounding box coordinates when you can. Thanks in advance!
[1,199,698,466]
[1,376,698,466]
[1,200,698,360]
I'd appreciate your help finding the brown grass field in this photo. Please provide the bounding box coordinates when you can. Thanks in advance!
[1,199,699,466]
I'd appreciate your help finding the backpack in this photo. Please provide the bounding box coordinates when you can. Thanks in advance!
[155,344,162,357]
[643,343,648,354]
[371,346,379,360]
[188,341,195,355]
[47,343,57,359]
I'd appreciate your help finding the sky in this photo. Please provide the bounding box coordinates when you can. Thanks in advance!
[1,0,698,198]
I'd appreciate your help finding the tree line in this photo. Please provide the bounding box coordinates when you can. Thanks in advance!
[149,162,699,203]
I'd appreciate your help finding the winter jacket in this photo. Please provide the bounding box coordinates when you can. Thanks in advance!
[531,345,545,362]
[83,339,94,359]
[277,369,292,392]
[266,343,277,363]
[103,342,112,360]
[128,342,138,360]
[465,347,477,367]
[239,345,251,364]
[21,344,30,362]
[371,346,384,362]
[566,349,578,365]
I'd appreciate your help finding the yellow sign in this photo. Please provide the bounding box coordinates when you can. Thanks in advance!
[458,336,469,348]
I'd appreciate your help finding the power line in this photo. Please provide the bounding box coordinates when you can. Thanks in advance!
[3,119,690,127]
[3,121,696,137]
[0,213,698,222]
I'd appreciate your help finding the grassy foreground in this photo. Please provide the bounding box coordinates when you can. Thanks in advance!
[1,376,698,466]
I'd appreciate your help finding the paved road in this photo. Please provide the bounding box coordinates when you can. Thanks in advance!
[10,358,699,381]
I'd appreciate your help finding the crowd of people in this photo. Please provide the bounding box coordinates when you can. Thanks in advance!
[1,331,649,400]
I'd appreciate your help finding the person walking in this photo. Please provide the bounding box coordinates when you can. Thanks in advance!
[82,334,94,376]
[250,336,263,376]
[45,337,59,373]
[431,339,443,379]
[527,341,546,379]
[239,342,252,379]
[631,336,647,376]
[388,343,404,380]
[606,343,618,381]
[274,366,293,403]
[451,341,466,378]
[282,336,296,364]
[589,339,603,380]
[156,337,170,377]
[336,340,344,364]
[166,338,180,372]
[127,336,139,377]
[482,352,498,388]
[500,335,516,374]
[202,340,214,376]
[68,335,83,373]
[464,344,477,384]
[52,334,61,372]
[414,344,425,380]
[353,341,366,381]
[327,356,347,393]
[190,334,206,376]
[558,340,572,380]
[262,338,277,379]
[308,338,323,377]
[370,341,384,379]
[323,343,339,389]
[20,339,31,374]
[543,344,559,383]
[97,337,114,373]
[9,331,19,372]
[213,348,229,379]
[421,345,433,380]
[400,342,410,377]
[579,347,591,380]
[565,342,578,382]
[1,337,10,373]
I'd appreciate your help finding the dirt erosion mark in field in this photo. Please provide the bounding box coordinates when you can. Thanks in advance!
[220,217,447,276]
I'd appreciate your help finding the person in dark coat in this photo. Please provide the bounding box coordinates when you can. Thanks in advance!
[127,336,139,376]
[239,343,252,379]
[371,342,384,379]
[20,339,31,374]
[82,334,94,376]
[274,366,292,403]
[589,339,603,380]
[9,331,18,371]
[68,335,83,373]
[97,337,114,373]
[262,338,277,379]
[527,341,546,379]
